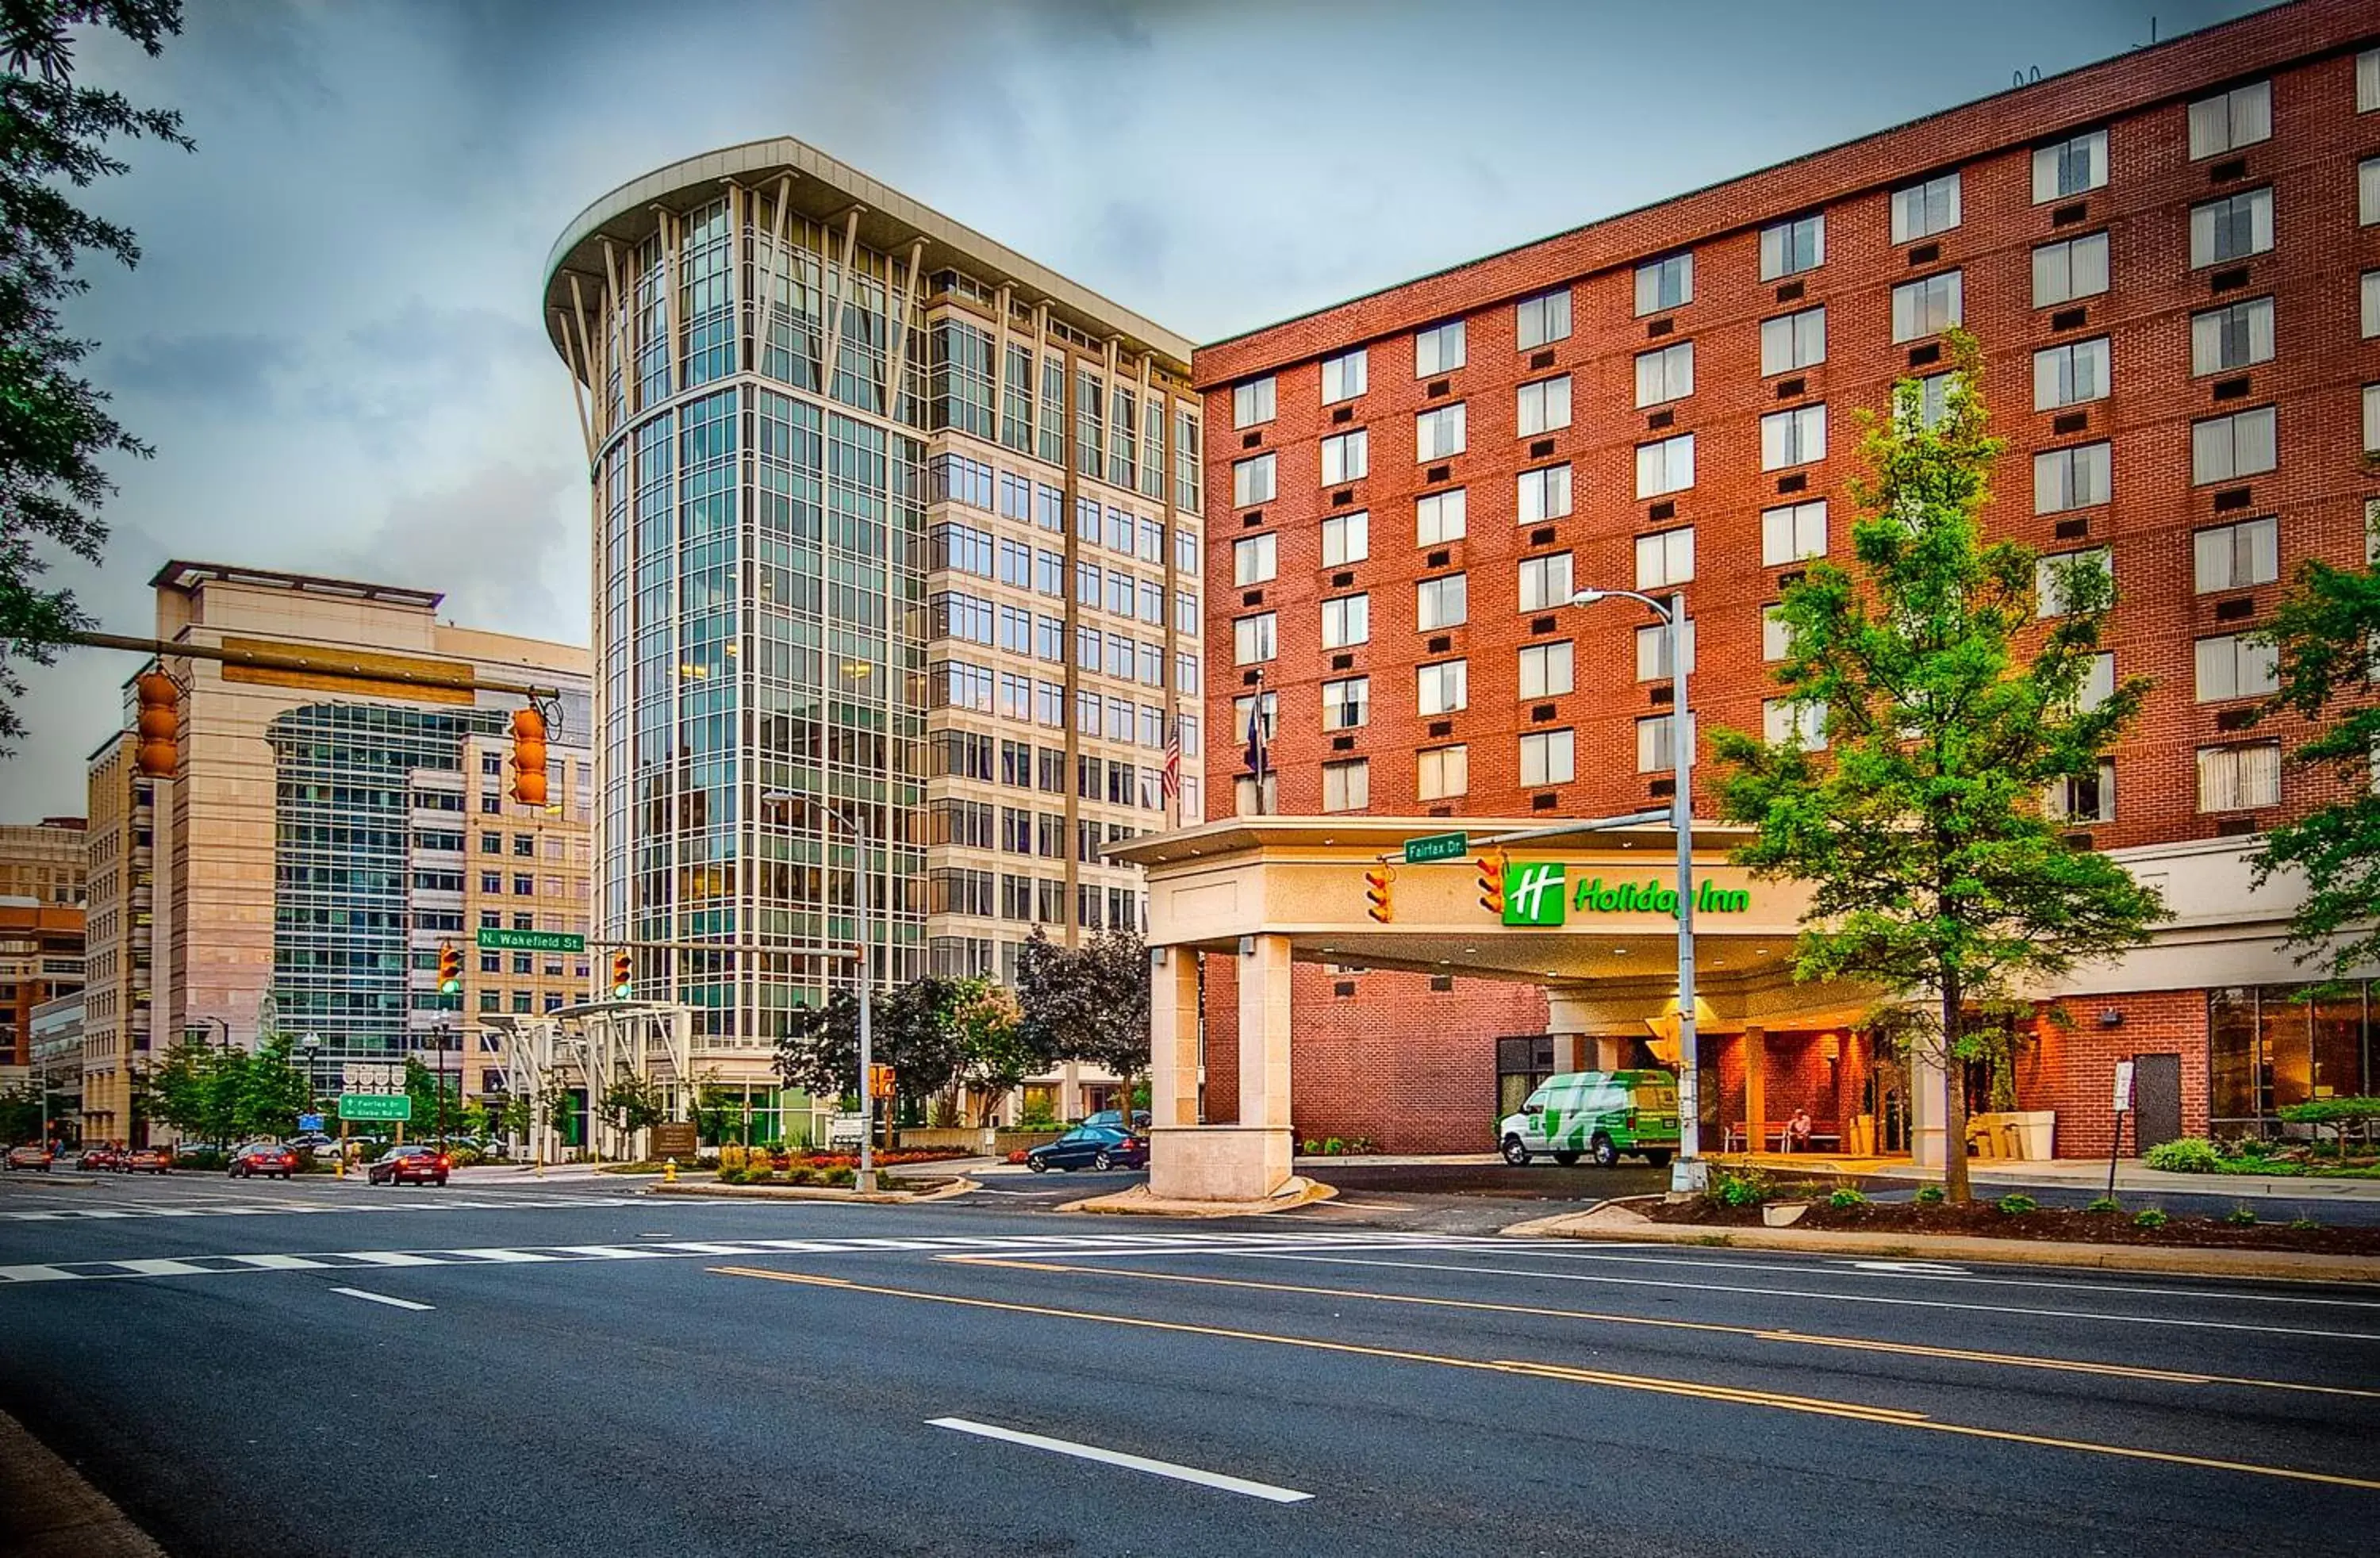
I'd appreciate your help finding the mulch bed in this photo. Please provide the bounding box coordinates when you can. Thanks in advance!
[1645,1195,2380,1257]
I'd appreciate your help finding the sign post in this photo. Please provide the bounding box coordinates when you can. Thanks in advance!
[2108,1058,2136,1202]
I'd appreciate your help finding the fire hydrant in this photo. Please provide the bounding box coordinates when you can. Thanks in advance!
[663,1157,678,1184]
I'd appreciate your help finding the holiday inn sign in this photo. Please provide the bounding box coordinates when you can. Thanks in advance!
[1503,862,1750,927]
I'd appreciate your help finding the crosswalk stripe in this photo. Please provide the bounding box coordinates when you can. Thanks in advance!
[0,1193,641,1222]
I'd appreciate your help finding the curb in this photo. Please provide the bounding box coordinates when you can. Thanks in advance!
[0,1407,163,1557]
[647,1176,977,1205]
[1503,1209,2380,1282]
[1059,1177,1340,1218]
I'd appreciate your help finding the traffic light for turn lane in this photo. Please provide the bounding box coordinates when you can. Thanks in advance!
[609,949,631,1000]
[509,707,548,808]
[436,942,462,996]
[1476,848,1509,917]
[134,671,178,778]
[868,1064,896,1099]
[1364,866,1395,923]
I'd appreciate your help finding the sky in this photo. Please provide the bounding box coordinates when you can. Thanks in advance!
[2,0,2278,815]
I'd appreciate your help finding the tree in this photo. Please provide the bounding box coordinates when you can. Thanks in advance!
[598,1073,668,1142]
[236,1033,312,1140]
[1710,332,2167,1202]
[146,1034,235,1143]
[950,977,1046,1126]
[1015,927,1150,1124]
[1,2,192,749]
[774,980,965,1113]
[2250,506,2380,981]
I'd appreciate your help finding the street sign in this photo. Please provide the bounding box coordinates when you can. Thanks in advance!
[651,1122,698,1161]
[338,1094,413,1123]
[475,927,585,954]
[2112,1060,2135,1112]
[297,1113,323,1134]
[1403,831,1468,865]
[341,1061,404,1094]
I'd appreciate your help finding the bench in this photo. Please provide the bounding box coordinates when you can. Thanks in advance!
[1724,1119,1842,1153]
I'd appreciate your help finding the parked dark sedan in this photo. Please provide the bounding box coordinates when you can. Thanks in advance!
[366,1145,451,1187]
[1024,1126,1147,1173]
[229,1142,299,1180]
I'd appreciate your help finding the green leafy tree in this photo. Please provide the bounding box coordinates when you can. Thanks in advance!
[1,2,192,748]
[2250,508,2380,981]
[236,1032,313,1140]
[950,977,1047,1126]
[0,1080,49,1142]
[402,1056,459,1140]
[774,980,965,1111]
[597,1073,668,1139]
[1016,927,1150,1126]
[147,1034,235,1143]
[1710,332,2167,1202]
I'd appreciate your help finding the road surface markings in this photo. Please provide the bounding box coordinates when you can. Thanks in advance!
[712,1265,2380,1494]
[330,1287,433,1312]
[926,1418,1311,1504]
[1234,1253,2380,1343]
[0,1194,643,1222]
[954,1258,2379,1400]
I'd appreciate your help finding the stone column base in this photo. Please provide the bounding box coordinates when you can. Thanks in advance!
[1148,1125,1294,1203]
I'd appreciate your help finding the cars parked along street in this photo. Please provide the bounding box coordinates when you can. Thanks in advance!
[4,1145,54,1172]
[1024,1126,1148,1173]
[366,1145,451,1186]
[229,1142,299,1180]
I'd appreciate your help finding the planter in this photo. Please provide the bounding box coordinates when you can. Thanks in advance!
[1761,1202,1810,1227]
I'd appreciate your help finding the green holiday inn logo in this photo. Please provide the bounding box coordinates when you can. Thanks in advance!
[1499,862,1752,927]
[1503,862,1567,926]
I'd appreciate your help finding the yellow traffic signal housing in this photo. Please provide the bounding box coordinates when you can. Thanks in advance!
[134,671,179,778]
[869,1064,896,1099]
[509,707,548,807]
[436,942,462,996]
[1363,866,1395,923]
[609,949,632,999]
[1476,848,1509,916]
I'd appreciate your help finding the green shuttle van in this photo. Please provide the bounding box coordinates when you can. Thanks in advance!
[1498,1070,1681,1168]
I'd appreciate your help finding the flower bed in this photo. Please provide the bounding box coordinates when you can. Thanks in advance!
[1647,1192,2380,1256]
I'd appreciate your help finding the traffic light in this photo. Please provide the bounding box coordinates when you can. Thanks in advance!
[609,949,632,1000]
[134,671,178,778]
[1476,848,1509,917]
[436,942,462,996]
[509,707,548,808]
[1363,866,1395,924]
[868,1064,896,1099]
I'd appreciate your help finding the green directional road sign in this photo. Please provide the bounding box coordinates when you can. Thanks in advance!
[1403,831,1470,865]
[474,927,585,954]
[338,1093,413,1122]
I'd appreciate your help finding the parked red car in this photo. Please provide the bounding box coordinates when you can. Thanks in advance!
[4,1144,53,1172]
[229,1142,298,1180]
[120,1146,171,1175]
[366,1145,451,1187]
[76,1144,123,1171]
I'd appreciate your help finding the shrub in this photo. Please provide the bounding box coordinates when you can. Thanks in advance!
[1827,1188,1866,1209]
[1713,1171,1771,1208]
[1914,1184,1947,1207]
[2144,1137,2223,1174]
[2133,1208,2170,1230]
[442,1145,482,1168]
[1301,1139,1319,1154]
[719,1145,747,1172]
[824,1165,857,1188]
[2286,1217,2320,1232]
[2083,1196,2122,1215]
[737,1165,774,1186]
[2224,1205,2259,1226]
[1995,1193,2039,1216]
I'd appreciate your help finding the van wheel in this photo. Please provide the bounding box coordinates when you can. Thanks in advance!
[1500,1134,1533,1167]
[1590,1134,1619,1168]
[1642,1150,1673,1168]
[1552,1150,1581,1167]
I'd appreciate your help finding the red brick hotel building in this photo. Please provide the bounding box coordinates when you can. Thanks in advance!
[1191,0,2380,1157]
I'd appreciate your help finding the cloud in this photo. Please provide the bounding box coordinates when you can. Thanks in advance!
[105,332,296,411]
[340,459,585,643]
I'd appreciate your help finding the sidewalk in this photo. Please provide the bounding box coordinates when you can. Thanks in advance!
[1866,1156,2380,1202]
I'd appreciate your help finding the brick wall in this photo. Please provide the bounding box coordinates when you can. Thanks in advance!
[2017,989,2210,1157]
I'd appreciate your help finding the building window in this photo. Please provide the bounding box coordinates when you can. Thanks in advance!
[1636,715,1674,774]
[1764,697,1828,750]
[1520,728,1575,788]
[2036,547,2113,618]
[1515,288,1572,349]
[1635,619,1694,681]
[1914,372,1955,429]
[1891,271,1963,343]
[2033,232,2109,307]
[1633,254,1692,316]
[1762,603,1791,662]
[1759,306,1825,375]
[1518,553,1572,613]
[2194,516,2279,593]
[1232,612,1276,666]
[1519,640,1573,699]
[1760,501,1826,566]
[2032,129,2108,201]
[2190,298,2274,376]
[2367,385,2380,457]
[1232,452,1275,507]
[2048,762,2117,824]
[1321,347,1368,405]
[2361,158,2380,226]
[1760,405,1826,470]
[1320,593,1370,650]
[2363,271,2380,339]
[1322,759,1369,813]
[1233,691,1278,744]
[1517,375,1572,436]
[1414,320,1466,378]
[1322,508,1369,566]
[1622,344,1687,411]
[2360,47,2380,113]
[1760,214,1824,280]
[1322,676,1370,731]
[1415,403,1467,460]
[1634,527,1693,589]
[2033,336,2111,409]
[1322,428,1369,485]
[1417,745,1468,801]
[1517,465,1572,524]
[1416,574,1468,631]
[2190,188,2274,267]
[1890,172,1961,242]
[1416,488,1466,545]
[1233,533,1276,586]
[2191,406,2277,484]
[2033,442,2112,514]
[1233,377,1274,429]
[2187,80,2271,159]
[2198,743,2280,811]
[1416,659,1468,716]
[2194,633,2278,703]
[1634,433,1694,498]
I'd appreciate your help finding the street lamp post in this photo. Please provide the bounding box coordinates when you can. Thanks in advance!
[761,789,875,1192]
[1570,585,1706,1194]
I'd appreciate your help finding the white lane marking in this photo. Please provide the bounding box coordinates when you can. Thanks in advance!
[927,1418,1311,1504]
[0,1264,75,1283]
[1236,1253,2380,1343]
[331,1287,433,1312]
[224,1254,327,1271]
[0,1193,642,1222]
[448,1248,561,1263]
[337,1252,445,1267]
[1852,1261,1970,1276]
[111,1258,212,1276]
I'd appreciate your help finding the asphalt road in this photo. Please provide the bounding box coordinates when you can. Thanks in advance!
[3,1168,2376,1558]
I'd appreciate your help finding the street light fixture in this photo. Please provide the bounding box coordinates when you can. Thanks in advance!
[761,789,877,1192]
[1569,585,1706,1193]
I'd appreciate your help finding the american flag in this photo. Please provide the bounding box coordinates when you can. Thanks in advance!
[1160,716,1182,800]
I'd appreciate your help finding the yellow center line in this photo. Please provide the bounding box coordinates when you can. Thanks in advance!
[943,1257,2375,1401]
[707,1264,2380,1496]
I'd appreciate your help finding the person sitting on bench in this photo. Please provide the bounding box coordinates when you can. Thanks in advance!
[1783,1107,1814,1153]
